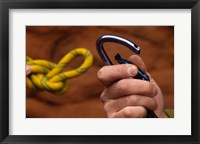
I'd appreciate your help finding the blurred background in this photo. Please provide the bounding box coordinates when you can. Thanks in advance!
[26,26,174,118]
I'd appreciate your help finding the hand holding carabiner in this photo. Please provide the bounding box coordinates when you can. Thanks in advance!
[98,55,164,118]
[96,35,168,118]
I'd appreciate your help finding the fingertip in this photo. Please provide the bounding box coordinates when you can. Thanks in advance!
[129,55,142,63]
[128,55,147,73]
[26,65,32,75]
[97,64,139,87]
[127,66,138,77]
[154,99,158,110]
[153,86,159,97]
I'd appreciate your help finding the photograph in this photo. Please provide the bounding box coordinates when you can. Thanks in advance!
[26,26,174,118]
[1,0,199,143]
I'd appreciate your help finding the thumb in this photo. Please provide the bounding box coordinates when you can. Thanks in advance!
[128,55,147,74]
[98,64,138,87]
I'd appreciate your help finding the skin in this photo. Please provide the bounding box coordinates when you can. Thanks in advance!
[26,56,168,118]
[26,65,32,76]
[97,55,168,118]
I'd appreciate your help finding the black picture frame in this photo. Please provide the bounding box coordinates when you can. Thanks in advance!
[0,0,199,144]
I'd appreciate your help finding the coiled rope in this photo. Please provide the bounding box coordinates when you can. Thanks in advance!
[26,48,93,94]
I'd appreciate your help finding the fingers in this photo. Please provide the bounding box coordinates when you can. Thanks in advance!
[26,65,32,76]
[97,55,149,88]
[110,106,147,118]
[98,54,161,118]
[98,64,138,87]
[128,55,147,74]
[102,79,158,99]
[104,95,157,115]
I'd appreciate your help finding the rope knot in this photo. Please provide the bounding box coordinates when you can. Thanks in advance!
[26,48,93,94]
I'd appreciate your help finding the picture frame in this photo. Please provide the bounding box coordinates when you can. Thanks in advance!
[0,0,199,144]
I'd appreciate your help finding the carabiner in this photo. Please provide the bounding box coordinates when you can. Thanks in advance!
[96,35,150,81]
[96,35,140,65]
[96,35,157,118]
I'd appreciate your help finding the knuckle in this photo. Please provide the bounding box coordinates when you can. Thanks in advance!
[100,90,108,103]
[100,91,105,101]
[130,96,138,105]
[97,69,104,82]
[103,101,110,111]
[148,83,154,91]
[146,83,156,96]
[152,84,158,96]
[151,99,158,110]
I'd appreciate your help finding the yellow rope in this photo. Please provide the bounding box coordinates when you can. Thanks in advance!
[26,48,93,94]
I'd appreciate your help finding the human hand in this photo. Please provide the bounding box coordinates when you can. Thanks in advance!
[97,55,168,118]
[26,65,32,76]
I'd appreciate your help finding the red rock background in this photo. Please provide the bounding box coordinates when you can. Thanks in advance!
[26,26,174,118]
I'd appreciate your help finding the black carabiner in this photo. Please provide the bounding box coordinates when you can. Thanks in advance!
[96,35,158,118]
[96,35,140,65]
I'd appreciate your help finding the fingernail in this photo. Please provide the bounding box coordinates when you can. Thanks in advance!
[26,66,32,75]
[127,66,137,76]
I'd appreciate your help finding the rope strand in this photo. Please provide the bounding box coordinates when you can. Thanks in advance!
[26,48,93,94]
